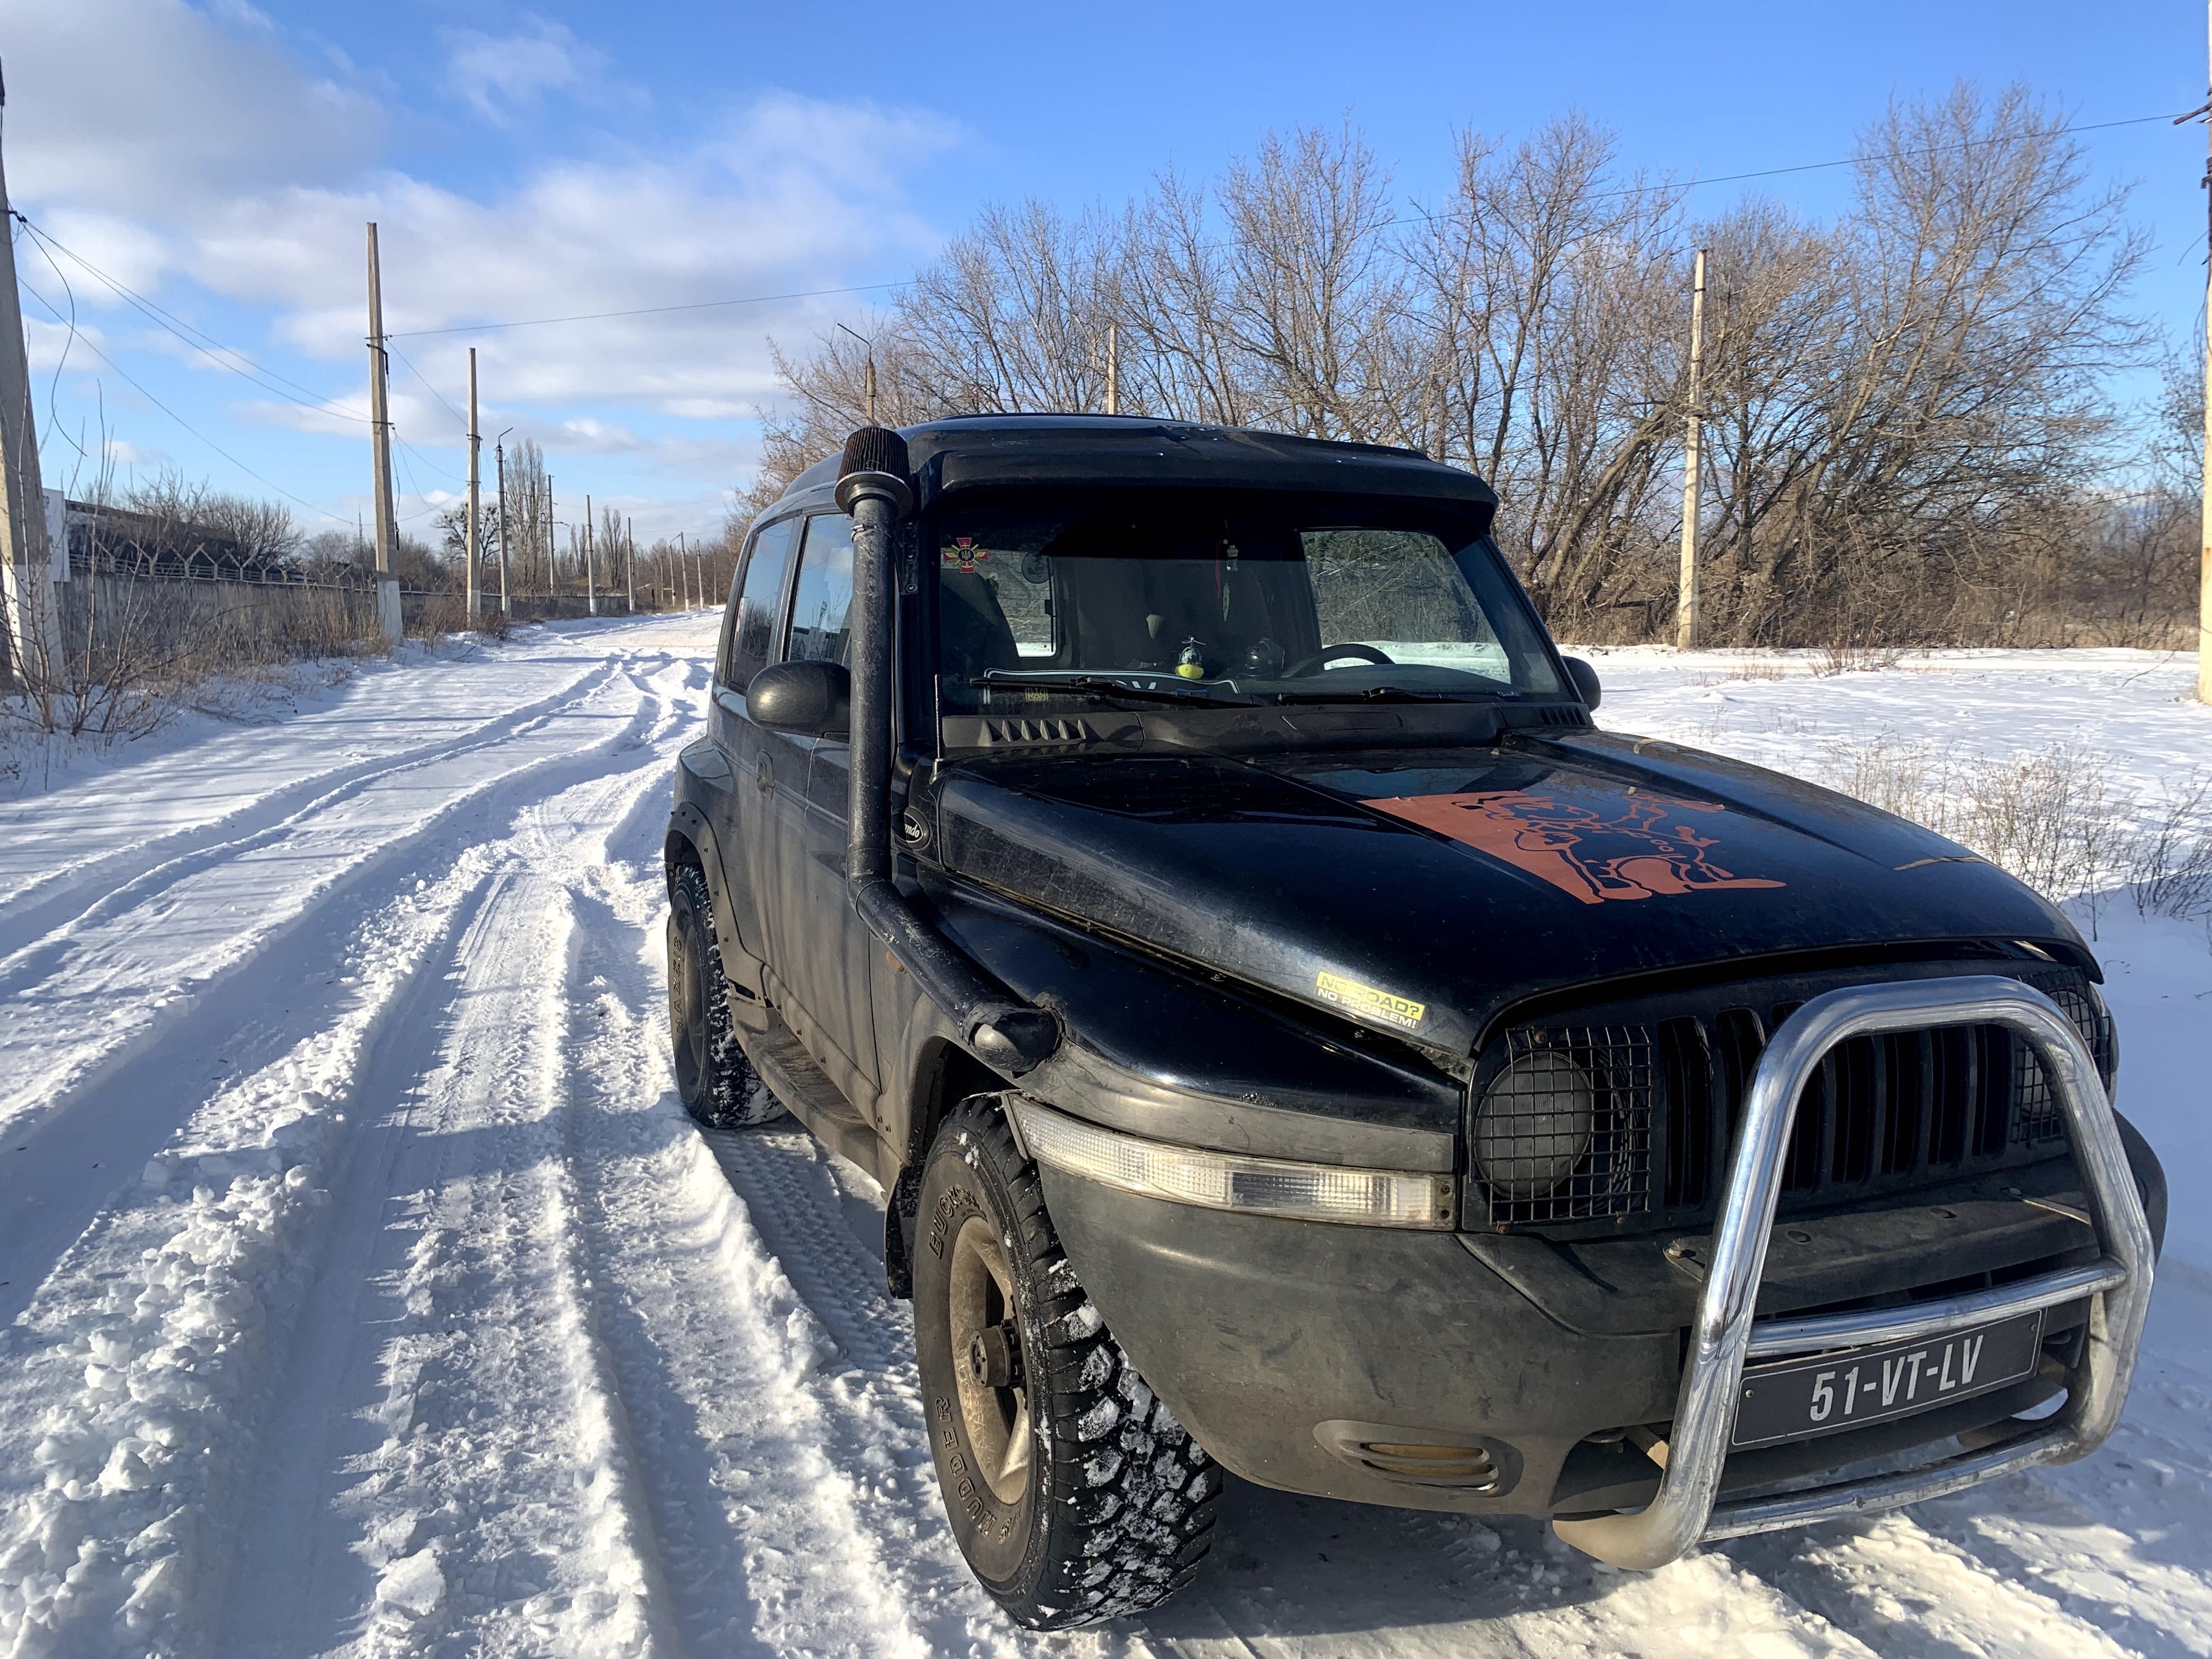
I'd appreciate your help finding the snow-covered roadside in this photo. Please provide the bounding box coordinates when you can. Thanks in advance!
[0,630,2208,1658]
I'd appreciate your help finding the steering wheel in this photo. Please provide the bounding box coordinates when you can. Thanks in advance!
[1283,642,1396,678]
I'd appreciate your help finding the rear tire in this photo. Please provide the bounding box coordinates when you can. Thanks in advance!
[667,861,780,1128]
[913,1096,1218,1629]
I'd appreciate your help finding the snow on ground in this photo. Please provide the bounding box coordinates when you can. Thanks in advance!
[0,624,2207,1657]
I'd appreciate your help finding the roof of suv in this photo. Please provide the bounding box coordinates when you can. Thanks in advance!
[779,413,1499,511]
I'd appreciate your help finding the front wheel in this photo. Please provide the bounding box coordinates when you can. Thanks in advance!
[913,1096,1219,1629]
[667,862,780,1128]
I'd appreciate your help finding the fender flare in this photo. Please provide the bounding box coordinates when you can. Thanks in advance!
[665,804,763,996]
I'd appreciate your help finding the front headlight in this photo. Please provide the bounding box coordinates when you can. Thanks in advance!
[1011,1101,1457,1229]
[1474,1050,1596,1198]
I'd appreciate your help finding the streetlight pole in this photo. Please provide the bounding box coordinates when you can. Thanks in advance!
[494,428,514,617]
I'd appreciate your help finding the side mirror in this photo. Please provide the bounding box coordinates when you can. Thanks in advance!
[747,659,850,737]
[1562,656,1602,711]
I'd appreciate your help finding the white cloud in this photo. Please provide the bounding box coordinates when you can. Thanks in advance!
[103,438,160,469]
[21,315,109,376]
[442,16,605,125]
[183,93,955,414]
[2,0,961,502]
[7,0,382,218]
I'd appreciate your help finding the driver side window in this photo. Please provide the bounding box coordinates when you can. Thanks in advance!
[723,516,800,689]
[788,514,857,667]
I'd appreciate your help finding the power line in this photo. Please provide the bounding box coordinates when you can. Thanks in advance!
[1577,108,2189,206]
[16,271,351,523]
[395,430,464,487]
[389,342,466,428]
[16,216,86,463]
[1381,110,2196,234]
[18,215,367,424]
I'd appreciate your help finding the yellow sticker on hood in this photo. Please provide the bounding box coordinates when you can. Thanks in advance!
[1315,971,1426,1031]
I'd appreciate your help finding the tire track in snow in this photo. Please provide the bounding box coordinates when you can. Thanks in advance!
[0,849,510,1657]
[333,873,675,1658]
[208,892,681,1656]
[205,688,699,1659]
[506,692,973,1654]
[551,866,975,1646]
[0,625,698,1658]
[0,650,620,963]
[0,660,669,1325]
[496,702,1079,1655]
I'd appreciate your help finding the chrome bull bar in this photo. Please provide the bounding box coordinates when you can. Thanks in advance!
[1553,976,2155,1570]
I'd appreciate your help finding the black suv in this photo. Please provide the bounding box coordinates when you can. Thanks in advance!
[665,416,2163,1629]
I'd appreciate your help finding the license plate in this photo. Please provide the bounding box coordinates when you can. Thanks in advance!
[1730,1309,2046,1451]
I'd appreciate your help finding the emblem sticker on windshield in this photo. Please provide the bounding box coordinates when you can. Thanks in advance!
[1367,786,1785,906]
[1316,970,1426,1031]
[942,537,991,573]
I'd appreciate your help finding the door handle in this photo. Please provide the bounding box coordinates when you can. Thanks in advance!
[756,757,774,793]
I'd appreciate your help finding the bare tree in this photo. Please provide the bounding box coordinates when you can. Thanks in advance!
[752,84,2167,649]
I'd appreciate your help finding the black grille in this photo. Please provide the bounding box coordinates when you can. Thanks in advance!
[1469,966,2114,1235]
[1475,1025,1655,1226]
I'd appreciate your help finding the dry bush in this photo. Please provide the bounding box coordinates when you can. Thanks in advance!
[1808,736,2212,933]
[1812,643,1905,676]
[4,576,384,743]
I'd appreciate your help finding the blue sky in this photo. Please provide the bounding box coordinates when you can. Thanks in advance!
[4,0,2204,547]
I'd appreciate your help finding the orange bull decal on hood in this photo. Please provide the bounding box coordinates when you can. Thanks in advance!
[1365,785,1786,906]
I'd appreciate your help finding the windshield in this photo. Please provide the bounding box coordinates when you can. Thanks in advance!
[933,493,1562,714]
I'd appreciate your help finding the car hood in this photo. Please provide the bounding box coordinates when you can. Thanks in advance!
[930,731,2088,1054]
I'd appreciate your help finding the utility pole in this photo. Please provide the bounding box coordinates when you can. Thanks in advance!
[2196,15,2212,701]
[465,348,481,627]
[0,60,61,689]
[1107,320,1118,416]
[494,430,513,616]
[545,473,555,596]
[584,493,597,616]
[1675,247,1707,652]
[839,323,877,424]
[624,516,635,613]
[365,222,402,647]
[679,531,690,611]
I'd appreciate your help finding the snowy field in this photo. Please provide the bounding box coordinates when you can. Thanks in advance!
[1,616,2209,1657]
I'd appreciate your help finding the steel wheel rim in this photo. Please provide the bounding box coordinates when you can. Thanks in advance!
[947,1215,1032,1505]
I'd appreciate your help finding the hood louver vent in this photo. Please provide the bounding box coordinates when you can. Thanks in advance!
[980,716,1100,747]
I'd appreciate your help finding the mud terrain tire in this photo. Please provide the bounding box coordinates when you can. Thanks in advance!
[667,862,780,1128]
[913,1095,1218,1629]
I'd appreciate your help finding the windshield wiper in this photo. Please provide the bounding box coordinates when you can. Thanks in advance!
[971,672,1260,708]
[1267,684,1517,705]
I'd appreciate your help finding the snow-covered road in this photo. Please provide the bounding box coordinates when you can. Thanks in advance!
[2,617,2208,1657]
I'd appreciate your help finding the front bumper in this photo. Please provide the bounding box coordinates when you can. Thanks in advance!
[1040,1164,1680,1514]
[1041,1166,2096,1519]
[1039,979,2159,1549]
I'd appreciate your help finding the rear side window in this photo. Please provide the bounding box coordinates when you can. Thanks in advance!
[788,514,857,668]
[723,516,799,689]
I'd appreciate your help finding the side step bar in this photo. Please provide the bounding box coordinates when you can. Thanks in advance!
[737,1014,879,1173]
[1554,976,2155,1570]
